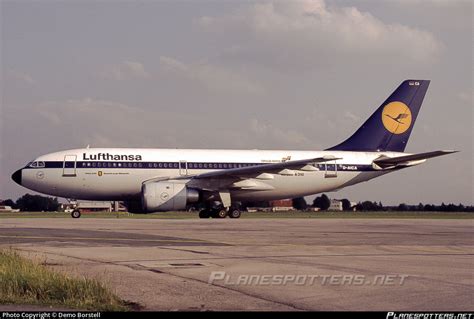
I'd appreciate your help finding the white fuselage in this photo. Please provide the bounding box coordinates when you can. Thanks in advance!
[19,148,404,202]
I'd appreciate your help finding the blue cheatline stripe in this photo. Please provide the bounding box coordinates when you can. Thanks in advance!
[23,161,375,172]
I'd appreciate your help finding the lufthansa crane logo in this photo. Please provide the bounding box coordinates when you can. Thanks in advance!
[381,101,412,134]
[160,192,170,201]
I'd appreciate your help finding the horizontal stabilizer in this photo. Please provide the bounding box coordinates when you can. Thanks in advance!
[373,150,458,168]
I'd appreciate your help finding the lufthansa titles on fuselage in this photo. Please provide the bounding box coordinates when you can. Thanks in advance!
[82,153,143,161]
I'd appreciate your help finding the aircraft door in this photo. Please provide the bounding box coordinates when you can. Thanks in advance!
[324,160,338,178]
[179,160,188,176]
[63,155,77,177]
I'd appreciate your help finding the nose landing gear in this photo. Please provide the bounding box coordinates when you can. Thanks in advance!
[71,209,81,219]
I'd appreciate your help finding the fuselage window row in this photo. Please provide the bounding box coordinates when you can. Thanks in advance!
[33,161,337,170]
[74,162,263,169]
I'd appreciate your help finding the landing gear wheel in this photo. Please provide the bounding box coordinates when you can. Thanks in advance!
[199,210,210,218]
[216,209,228,218]
[229,209,241,219]
[71,210,81,219]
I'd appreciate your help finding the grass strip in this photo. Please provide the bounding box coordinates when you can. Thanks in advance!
[0,249,130,311]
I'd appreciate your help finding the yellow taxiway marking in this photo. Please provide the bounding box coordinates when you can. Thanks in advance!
[0,234,204,243]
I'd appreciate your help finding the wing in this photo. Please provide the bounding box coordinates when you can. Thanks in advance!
[373,150,457,169]
[166,155,342,191]
[189,155,340,180]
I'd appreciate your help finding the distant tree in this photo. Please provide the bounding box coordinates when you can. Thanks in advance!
[424,204,435,211]
[341,199,352,211]
[292,197,308,210]
[446,203,458,212]
[398,203,408,211]
[378,201,384,211]
[1,199,17,208]
[313,194,330,210]
[15,194,60,212]
[357,201,380,211]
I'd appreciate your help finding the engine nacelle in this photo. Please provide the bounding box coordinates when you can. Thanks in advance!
[142,181,199,212]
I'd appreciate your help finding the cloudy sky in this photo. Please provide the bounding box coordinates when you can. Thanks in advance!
[1,0,472,205]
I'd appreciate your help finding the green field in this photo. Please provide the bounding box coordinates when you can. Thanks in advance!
[0,211,472,219]
[0,249,131,311]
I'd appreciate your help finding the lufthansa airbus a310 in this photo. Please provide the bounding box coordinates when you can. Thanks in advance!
[12,80,456,218]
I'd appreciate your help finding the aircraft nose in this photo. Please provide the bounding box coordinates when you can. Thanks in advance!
[11,169,22,186]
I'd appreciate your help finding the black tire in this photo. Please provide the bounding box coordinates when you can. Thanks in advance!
[229,209,241,219]
[71,210,81,219]
[216,209,228,218]
[199,210,210,218]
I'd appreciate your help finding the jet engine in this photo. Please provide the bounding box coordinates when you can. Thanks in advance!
[142,180,199,212]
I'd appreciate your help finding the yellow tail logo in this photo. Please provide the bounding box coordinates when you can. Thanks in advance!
[382,102,412,134]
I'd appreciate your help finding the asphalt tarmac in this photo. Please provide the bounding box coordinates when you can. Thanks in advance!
[0,218,472,311]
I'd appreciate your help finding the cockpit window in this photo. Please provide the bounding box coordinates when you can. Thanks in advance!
[29,161,45,168]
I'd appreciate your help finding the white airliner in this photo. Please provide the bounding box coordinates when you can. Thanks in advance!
[12,80,456,218]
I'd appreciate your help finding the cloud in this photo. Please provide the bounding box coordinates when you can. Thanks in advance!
[249,118,311,147]
[32,98,145,146]
[457,91,473,103]
[8,70,35,85]
[99,60,150,81]
[197,0,443,67]
[394,0,468,7]
[159,55,264,94]
[343,110,360,122]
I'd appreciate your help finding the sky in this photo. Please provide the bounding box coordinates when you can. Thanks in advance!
[1,0,472,205]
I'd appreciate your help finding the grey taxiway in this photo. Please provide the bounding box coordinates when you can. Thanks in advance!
[0,218,472,311]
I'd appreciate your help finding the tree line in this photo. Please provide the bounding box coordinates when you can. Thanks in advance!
[293,194,474,212]
[1,193,473,212]
[1,194,60,212]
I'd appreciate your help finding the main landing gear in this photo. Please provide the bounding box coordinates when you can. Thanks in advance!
[198,207,242,219]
